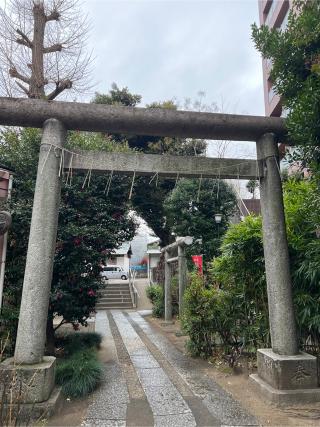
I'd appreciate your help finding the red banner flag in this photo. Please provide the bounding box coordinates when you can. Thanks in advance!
[191,255,203,275]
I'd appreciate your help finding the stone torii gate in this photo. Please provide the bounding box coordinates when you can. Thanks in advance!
[161,236,193,321]
[0,97,319,409]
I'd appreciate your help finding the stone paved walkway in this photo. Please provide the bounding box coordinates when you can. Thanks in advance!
[82,310,257,427]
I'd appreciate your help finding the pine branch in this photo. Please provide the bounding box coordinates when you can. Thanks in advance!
[15,29,33,48]
[43,44,63,54]
[47,79,72,100]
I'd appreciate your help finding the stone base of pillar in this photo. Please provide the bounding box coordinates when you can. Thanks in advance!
[250,349,320,406]
[0,356,56,403]
[161,320,175,326]
[0,386,63,422]
[0,356,62,421]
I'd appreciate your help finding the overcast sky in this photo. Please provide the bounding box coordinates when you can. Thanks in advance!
[0,0,264,164]
[82,0,264,114]
[80,0,264,161]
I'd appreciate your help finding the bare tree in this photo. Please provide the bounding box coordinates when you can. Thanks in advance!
[0,0,92,99]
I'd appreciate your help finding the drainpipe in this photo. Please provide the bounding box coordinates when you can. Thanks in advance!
[0,174,13,313]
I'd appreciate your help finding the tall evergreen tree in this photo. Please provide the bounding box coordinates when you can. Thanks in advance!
[93,84,207,245]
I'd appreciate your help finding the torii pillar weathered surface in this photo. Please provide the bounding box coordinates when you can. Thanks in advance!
[0,119,66,415]
[250,133,320,405]
[15,119,65,364]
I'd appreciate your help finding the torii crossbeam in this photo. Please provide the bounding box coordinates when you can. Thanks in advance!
[64,150,260,179]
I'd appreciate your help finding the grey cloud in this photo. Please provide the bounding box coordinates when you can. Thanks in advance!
[82,0,264,115]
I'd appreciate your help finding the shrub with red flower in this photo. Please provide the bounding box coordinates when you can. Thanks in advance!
[73,237,82,246]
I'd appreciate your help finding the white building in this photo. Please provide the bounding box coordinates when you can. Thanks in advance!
[106,242,132,273]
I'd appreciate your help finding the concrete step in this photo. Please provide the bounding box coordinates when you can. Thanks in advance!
[101,294,130,297]
[105,286,130,290]
[100,291,130,296]
[105,283,129,286]
[99,294,132,299]
[103,289,130,294]
[99,290,130,294]
[101,290,131,294]
[98,298,132,303]
[100,291,130,297]
[96,304,133,309]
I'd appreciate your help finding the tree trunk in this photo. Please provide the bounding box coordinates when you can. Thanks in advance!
[46,313,55,356]
[30,2,46,99]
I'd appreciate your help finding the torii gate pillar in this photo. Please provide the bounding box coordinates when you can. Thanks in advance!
[0,119,65,415]
[250,133,320,405]
[163,236,193,322]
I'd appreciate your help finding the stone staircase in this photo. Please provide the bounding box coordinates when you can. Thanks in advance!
[96,281,134,310]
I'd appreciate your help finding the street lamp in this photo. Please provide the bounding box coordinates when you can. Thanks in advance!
[214,213,222,224]
[214,213,222,239]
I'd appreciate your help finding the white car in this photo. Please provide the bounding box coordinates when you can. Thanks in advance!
[100,266,128,280]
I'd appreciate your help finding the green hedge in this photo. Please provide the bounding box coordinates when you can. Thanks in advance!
[182,179,320,364]
[146,279,179,318]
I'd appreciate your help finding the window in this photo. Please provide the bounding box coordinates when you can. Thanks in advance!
[280,9,289,31]
[268,86,277,102]
[265,0,283,27]
[265,0,276,26]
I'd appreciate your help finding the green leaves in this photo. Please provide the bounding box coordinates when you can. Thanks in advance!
[182,274,219,358]
[164,178,237,263]
[56,348,104,398]
[252,1,320,169]
[210,178,320,353]
[0,127,137,353]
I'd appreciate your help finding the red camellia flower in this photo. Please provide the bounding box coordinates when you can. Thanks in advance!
[112,211,122,220]
[73,237,82,246]
[87,289,96,297]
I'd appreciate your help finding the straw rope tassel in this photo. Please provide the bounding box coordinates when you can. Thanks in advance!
[197,174,203,203]
[216,168,221,200]
[59,148,64,178]
[149,172,158,185]
[104,170,114,196]
[274,155,282,177]
[87,161,93,188]
[174,172,180,189]
[82,167,91,189]
[66,153,74,186]
[129,171,136,200]
[40,144,52,175]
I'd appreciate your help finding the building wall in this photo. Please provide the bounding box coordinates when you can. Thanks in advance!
[259,0,292,117]
[130,232,149,267]
[106,255,130,272]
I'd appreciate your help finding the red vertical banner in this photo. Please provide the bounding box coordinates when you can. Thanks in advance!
[191,255,203,275]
